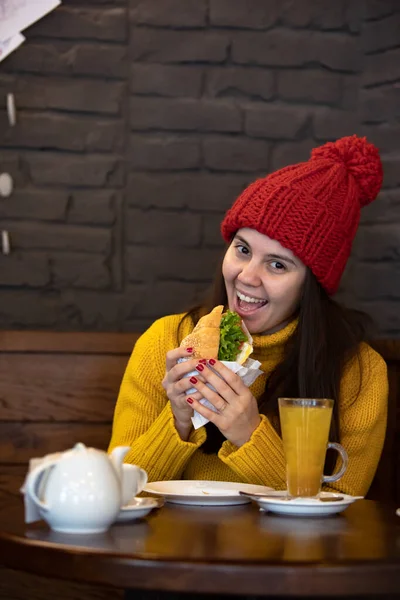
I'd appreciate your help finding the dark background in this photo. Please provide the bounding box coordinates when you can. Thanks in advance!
[0,0,399,336]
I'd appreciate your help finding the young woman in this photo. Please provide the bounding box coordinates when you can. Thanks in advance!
[108,135,388,497]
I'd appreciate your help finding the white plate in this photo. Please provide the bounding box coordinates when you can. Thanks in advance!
[144,480,273,506]
[248,491,363,517]
[115,497,159,523]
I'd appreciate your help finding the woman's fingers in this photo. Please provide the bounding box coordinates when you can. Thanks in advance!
[175,374,206,395]
[186,396,223,425]
[162,351,205,402]
[203,359,244,395]
[185,359,261,448]
[165,346,195,371]
[187,375,228,413]
[167,356,200,382]
[194,362,240,404]
[185,390,202,403]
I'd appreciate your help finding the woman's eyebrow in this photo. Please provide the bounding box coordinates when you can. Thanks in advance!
[234,235,249,246]
[266,253,297,266]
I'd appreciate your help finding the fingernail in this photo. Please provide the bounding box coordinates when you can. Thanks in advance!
[186,347,193,353]
[187,397,194,404]
[208,358,216,366]
[190,376,198,385]
[199,359,207,364]
[196,364,204,372]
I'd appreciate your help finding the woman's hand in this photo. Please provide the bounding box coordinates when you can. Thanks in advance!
[185,359,261,447]
[162,347,203,441]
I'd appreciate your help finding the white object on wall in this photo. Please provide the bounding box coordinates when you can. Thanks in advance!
[1,230,11,255]
[6,92,16,125]
[0,0,61,42]
[0,173,13,197]
[0,0,61,63]
[0,32,25,62]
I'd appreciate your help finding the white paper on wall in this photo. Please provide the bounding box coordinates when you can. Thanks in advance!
[0,31,24,62]
[0,0,61,42]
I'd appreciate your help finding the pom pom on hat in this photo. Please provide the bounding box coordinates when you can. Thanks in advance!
[311,134,383,207]
[221,135,383,294]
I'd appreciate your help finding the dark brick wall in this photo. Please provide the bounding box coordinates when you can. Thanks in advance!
[0,0,399,335]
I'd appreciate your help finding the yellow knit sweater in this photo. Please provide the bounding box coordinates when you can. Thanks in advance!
[108,313,388,496]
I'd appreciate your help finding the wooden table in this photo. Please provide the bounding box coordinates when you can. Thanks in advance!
[1,499,400,598]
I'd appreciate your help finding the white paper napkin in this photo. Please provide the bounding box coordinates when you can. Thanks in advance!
[178,357,263,429]
[20,452,61,523]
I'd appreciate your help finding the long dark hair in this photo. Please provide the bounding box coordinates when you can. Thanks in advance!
[178,253,372,468]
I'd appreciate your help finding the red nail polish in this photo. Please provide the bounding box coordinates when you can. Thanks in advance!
[190,376,198,384]
[196,364,204,372]
[208,358,216,366]
[187,397,194,404]
[199,359,207,364]
[186,347,193,353]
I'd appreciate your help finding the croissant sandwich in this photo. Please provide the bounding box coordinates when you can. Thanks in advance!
[180,305,253,365]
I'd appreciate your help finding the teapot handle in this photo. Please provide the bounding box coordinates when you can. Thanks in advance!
[26,459,59,512]
[137,466,148,493]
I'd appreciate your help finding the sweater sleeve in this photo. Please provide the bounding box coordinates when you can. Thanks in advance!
[108,317,206,482]
[325,343,388,497]
[218,344,388,496]
[218,416,287,490]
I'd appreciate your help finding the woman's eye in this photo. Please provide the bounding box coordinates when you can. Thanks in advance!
[235,244,249,255]
[270,261,286,271]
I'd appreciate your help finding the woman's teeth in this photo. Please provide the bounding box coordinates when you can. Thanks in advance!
[236,291,267,306]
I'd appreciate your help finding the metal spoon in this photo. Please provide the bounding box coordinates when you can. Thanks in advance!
[239,491,344,502]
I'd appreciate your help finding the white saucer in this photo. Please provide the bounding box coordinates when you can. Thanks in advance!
[248,491,363,517]
[115,497,159,523]
[144,480,273,506]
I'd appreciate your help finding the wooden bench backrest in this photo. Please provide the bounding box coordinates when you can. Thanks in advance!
[0,331,138,509]
[368,340,400,503]
[0,332,399,505]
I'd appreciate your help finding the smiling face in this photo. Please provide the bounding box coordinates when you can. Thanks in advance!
[222,228,307,335]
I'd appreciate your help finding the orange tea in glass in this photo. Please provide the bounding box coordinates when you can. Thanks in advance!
[278,398,348,498]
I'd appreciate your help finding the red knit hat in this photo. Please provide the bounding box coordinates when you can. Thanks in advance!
[221,135,383,294]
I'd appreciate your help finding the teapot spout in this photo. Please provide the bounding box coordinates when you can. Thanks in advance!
[109,445,130,480]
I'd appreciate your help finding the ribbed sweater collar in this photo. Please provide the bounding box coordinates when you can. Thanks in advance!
[250,318,298,362]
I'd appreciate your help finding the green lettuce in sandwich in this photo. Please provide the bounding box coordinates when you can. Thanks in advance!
[180,305,253,364]
[218,310,251,362]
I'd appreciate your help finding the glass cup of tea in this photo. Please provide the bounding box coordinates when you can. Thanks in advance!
[278,398,348,498]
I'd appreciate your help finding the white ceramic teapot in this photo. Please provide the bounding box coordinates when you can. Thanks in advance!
[25,443,134,534]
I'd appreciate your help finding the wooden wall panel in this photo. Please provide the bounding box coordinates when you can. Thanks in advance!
[0,331,138,354]
[0,466,25,510]
[0,354,129,421]
[0,423,113,463]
